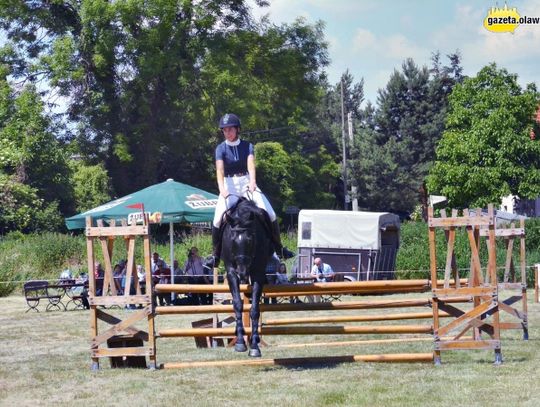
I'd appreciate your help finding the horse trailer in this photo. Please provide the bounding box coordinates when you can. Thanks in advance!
[295,210,401,281]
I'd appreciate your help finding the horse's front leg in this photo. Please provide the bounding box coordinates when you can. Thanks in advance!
[227,270,247,352]
[248,280,264,357]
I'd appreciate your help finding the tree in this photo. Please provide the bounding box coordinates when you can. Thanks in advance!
[70,161,112,213]
[310,71,364,208]
[0,173,64,233]
[349,55,463,214]
[0,1,329,201]
[427,63,540,208]
[254,141,294,214]
[255,142,339,219]
[289,146,339,210]
[0,63,72,232]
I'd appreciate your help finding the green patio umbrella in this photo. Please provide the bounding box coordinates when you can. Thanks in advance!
[65,178,218,230]
[65,179,218,291]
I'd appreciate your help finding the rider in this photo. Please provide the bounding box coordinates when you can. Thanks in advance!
[207,113,294,267]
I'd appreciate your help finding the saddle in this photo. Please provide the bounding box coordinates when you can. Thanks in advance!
[219,198,273,239]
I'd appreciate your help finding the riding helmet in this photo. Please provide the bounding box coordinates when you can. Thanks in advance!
[219,113,241,129]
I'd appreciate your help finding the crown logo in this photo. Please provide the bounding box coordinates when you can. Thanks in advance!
[484,3,521,33]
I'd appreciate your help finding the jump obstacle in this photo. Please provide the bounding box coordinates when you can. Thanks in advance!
[83,203,532,369]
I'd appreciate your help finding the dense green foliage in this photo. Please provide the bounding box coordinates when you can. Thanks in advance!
[2,222,539,297]
[427,64,540,208]
[0,229,297,296]
[70,161,112,213]
[0,232,85,296]
[350,54,463,214]
[0,64,72,233]
[0,2,539,237]
[0,0,328,197]
[396,219,540,286]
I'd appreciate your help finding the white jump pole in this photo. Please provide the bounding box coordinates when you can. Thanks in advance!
[169,221,175,302]
[535,264,539,303]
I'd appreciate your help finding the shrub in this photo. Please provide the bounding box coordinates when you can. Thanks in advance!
[0,233,86,295]
[396,219,540,286]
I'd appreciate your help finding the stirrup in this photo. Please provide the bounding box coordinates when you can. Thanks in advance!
[204,255,219,269]
[279,247,295,260]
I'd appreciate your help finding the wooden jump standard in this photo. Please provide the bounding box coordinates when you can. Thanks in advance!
[479,219,528,339]
[86,216,157,370]
[428,204,502,365]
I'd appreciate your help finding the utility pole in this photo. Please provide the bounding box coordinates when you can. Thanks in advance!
[348,112,358,211]
[340,80,348,210]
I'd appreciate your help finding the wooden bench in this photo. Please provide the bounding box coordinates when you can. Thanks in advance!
[23,280,64,312]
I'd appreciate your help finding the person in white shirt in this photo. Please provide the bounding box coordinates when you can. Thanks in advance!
[311,257,335,282]
[184,247,211,305]
[151,252,168,273]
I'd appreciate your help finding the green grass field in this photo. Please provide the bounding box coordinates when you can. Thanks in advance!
[1,292,540,407]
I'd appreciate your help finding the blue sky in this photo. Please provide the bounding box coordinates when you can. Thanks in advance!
[250,0,540,105]
[2,1,538,109]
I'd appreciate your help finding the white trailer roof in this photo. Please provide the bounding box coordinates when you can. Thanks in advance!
[297,210,400,250]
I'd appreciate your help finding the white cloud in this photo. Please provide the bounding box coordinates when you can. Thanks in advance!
[424,0,539,91]
[384,34,426,60]
[249,0,379,24]
[353,28,376,51]
[249,0,312,24]
[248,0,540,103]
[352,29,427,61]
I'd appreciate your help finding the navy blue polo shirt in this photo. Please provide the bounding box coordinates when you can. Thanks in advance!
[215,140,254,176]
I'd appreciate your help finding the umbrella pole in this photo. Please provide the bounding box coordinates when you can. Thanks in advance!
[169,222,175,302]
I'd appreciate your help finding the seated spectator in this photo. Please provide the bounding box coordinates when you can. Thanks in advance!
[275,262,295,304]
[264,253,280,305]
[113,264,125,294]
[75,272,90,309]
[184,247,211,305]
[60,268,73,280]
[310,257,335,282]
[151,252,168,273]
[276,262,289,285]
[153,260,172,306]
[94,262,105,296]
[172,259,185,284]
[137,264,145,284]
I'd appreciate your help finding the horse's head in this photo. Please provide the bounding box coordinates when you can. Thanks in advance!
[223,198,273,285]
[227,199,262,283]
[230,224,255,283]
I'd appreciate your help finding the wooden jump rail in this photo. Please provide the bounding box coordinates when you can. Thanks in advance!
[428,204,502,365]
[156,279,433,294]
[263,311,450,326]
[535,264,540,303]
[153,279,477,369]
[161,353,434,369]
[154,296,472,315]
[84,206,510,370]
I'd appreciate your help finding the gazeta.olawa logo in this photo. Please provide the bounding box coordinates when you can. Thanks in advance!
[484,4,540,33]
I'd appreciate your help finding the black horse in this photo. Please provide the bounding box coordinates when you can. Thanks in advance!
[220,198,274,357]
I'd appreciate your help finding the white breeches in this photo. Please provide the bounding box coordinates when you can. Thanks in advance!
[212,175,276,227]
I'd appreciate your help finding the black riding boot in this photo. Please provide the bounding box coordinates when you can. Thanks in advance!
[271,221,294,259]
[206,226,222,268]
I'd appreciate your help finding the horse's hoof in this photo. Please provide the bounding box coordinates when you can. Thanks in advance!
[234,343,247,352]
[249,348,261,358]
